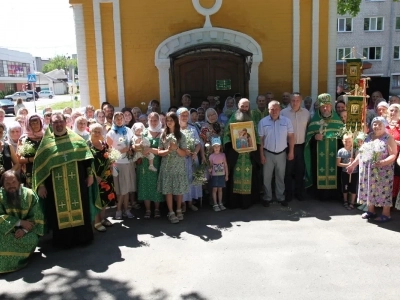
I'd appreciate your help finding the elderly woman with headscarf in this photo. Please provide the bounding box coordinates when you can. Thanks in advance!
[200,108,222,145]
[73,116,90,141]
[106,112,136,220]
[17,114,44,188]
[134,112,164,219]
[7,121,22,153]
[347,116,398,223]
[177,107,203,212]
[218,96,236,127]
[385,103,400,207]
[94,109,108,137]
[367,99,388,128]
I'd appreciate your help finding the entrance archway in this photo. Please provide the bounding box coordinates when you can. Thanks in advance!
[155,27,263,112]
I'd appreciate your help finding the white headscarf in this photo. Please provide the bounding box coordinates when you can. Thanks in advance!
[147,112,162,133]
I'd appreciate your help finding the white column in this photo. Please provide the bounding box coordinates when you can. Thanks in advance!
[157,62,171,113]
[327,0,338,99]
[72,4,90,107]
[249,61,260,106]
[112,0,125,108]
[93,0,106,106]
[311,0,320,100]
[292,0,300,92]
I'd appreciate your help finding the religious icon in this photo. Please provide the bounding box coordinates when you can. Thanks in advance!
[350,104,360,115]
[230,121,257,153]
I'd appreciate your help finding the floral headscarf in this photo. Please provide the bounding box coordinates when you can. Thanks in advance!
[24,114,44,139]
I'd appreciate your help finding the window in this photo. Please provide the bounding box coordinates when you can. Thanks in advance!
[395,46,400,59]
[364,17,384,31]
[337,18,352,32]
[396,17,400,30]
[363,47,382,60]
[337,48,352,61]
[392,75,400,89]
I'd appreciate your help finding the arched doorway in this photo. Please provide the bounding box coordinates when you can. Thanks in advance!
[171,45,251,107]
[155,27,263,112]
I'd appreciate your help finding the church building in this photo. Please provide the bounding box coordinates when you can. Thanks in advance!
[69,0,337,111]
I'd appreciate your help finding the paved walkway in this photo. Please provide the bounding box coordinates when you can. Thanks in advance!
[1,199,400,300]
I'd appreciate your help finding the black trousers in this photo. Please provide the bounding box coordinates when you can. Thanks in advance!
[284,143,305,200]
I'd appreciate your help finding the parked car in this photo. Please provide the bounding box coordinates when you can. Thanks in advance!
[4,92,33,102]
[38,90,55,99]
[26,90,39,101]
[0,99,16,115]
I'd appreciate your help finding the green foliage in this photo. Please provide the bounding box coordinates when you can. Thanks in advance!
[338,0,399,16]
[42,55,78,74]
[0,91,5,99]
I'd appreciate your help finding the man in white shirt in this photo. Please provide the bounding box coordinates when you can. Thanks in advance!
[281,93,310,201]
[259,101,294,206]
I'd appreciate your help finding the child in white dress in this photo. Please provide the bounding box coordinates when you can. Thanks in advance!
[132,122,157,172]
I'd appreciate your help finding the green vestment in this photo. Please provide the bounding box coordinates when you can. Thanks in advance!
[33,128,101,230]
[0,187,44,273]
[251,108,269,126]
[304,112,343,189]
[223,114,260,194]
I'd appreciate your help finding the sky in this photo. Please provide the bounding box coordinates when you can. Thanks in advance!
[1,0,76,59]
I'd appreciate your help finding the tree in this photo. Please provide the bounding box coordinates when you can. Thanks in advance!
[42,55,78,74]
[338,0,399,16]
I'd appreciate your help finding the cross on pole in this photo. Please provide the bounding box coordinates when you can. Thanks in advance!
[68,172,76,179]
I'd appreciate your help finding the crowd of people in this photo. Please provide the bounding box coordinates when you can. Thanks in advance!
[1,89,400,274]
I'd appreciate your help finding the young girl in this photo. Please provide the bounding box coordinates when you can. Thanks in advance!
[208,137,229,211]
[131,122,157,172]
[336,133,358,210]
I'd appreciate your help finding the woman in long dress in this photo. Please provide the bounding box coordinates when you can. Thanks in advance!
[347,117,398,222]
[135,112,164,219]
[157,112,189,224]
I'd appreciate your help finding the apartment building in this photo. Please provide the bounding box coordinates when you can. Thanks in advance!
[337,0,400,97]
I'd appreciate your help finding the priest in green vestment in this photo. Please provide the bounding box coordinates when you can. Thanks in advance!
[223,98,261,209]
[0,170,44,273]
[304,93,344,200]
[33,113,101,248]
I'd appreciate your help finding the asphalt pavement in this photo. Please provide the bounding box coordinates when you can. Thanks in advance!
[1,198,400,300]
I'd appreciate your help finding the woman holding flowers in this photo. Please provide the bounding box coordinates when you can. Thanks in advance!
[157,112,189,224]
[177,108,203,212]
[17,114,44,188]
[347,117,398,222]
[200,108,222,145]
[106,112,136,220]
[88,123,117,232]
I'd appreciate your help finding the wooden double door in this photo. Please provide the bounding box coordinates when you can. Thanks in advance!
[173,52,247,108]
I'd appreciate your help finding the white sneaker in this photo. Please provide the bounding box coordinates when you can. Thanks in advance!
[219,204,226,211]
[213,204,221,212]
[123,210,134,219]
[148,165,158,172]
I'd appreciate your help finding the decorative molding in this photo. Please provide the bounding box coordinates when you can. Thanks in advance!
[192,0,223,28]
[93,0,125,109]
[155,27,263,112]
[311,0,320,101]
[72,4,90,107]
[293,0,300,92]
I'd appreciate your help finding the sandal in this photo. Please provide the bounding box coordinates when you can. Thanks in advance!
[361,211,377,219]
[94,222,106,232]
[101,219,113,227]
[213,204,221,212]
[144,210,151,219]
[347,204,355,210]
[132,203,141,210]
[343,201,349,209]
[373,215,392,223]
[168,212,179,224]
[154,209,161,218]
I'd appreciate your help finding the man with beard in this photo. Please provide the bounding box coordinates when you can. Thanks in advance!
[223,98,261,209]
[0,170,44,273]
[304,93,343,200]
[33,113,101,248]
[103,103,114,131]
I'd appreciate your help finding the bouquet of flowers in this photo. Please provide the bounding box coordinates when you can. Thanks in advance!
[181,128,198,153]
[359,138,386,178]
[102,148,121,178]
[192,142,212,186]
[17,140,36,158]
[118,136,135,161]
